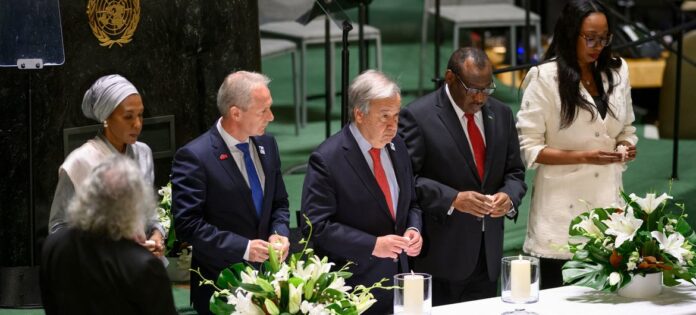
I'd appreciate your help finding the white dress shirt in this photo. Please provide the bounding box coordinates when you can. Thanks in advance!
[216,118,266,261]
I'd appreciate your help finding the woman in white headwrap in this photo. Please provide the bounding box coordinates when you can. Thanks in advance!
[48,74,165,257]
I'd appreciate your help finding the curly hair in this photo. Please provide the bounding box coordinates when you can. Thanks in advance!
[66,155,156,240]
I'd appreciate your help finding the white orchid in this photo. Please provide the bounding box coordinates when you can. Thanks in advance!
[609,272,621,286]
[651,231,690,264]
[629,192,673,214]
[602,212,643,248]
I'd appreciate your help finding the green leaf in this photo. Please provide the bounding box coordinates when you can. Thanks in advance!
[287,277,304,287]
[268,243,280,273]
[662,269,680,286]
[321,288,345,302]
[264,298,280,315]
[239,283,266,294]
[217,268,240,289]
[209,294,234,315]
[304,278,316,300]
[279,281,289,311]
[335,271,352,279]
[562,260,610,291]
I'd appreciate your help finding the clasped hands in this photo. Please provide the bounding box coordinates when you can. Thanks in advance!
[247,234,290,263]
[372,229,423,259]
[586,141,637,165]
[453,191,511,218]
[136,229,165,258]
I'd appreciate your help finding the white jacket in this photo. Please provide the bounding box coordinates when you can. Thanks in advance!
[517,59,638,259]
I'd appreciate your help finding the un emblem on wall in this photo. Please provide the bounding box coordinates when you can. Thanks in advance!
[87,0,140,48]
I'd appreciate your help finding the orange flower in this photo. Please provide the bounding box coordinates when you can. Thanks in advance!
[610,250,623,268]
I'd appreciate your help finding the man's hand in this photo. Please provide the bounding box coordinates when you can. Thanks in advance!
[452,191,491,217]
[403,229,422,257]
[248,239,272,263]
[140,230,164,257]
[372,235,410,259]
[489,192,512,218]
[268,234,290,262]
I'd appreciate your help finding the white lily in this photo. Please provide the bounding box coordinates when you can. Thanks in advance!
[288,283,304,314]
[293,260,316,281]
[573,213,603,238]
[651,231,690,264]
[609,272,621,286]
[231,291,265,315]
[240,269,259,285]
[629,193,673,214]
[327,276,352,293]
[602,212,643,248]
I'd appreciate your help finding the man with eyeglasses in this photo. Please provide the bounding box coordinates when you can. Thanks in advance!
[398,47,527,305]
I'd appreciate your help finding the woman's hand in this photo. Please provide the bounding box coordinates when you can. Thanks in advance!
[583,150,624,165]
[616,141,637,162]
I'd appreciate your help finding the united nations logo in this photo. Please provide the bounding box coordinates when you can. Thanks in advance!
[87,0,140,48]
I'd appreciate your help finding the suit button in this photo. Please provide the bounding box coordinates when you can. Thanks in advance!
[595,172,599,178]
[569,204,573,209]
[595,132,600,137]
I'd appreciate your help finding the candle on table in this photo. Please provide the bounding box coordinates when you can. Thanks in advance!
[403,272,424,314]
[511,255,531,300]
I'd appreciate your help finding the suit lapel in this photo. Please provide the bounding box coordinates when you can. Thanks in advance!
[251,137,272,218]
[209,127,259,222]
[341,127,394,221]
[435,88,481,183]
[481,105,496,184]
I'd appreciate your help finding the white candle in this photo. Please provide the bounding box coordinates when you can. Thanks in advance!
[511,255,531,300]
[403,273,424,315]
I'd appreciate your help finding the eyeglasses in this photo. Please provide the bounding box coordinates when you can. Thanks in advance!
[451,71,496,96]
[580,33,613,48]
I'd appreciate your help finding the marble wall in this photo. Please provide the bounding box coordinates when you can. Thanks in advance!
[0,0,261,266]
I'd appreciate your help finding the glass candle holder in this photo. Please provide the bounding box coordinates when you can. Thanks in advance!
[500,255,540,314]
[394,273,432,315]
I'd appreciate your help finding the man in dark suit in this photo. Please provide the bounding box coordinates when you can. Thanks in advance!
[398,48,527,305]
[41,156,176,315]
[302,70,423,315]
[171,71,290,314]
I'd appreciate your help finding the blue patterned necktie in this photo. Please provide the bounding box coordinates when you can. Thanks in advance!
[236,142,263,217]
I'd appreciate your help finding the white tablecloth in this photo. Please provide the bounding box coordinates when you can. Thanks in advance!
[432,283,696,315]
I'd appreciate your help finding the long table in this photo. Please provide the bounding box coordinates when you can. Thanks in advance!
[432,283,696,314]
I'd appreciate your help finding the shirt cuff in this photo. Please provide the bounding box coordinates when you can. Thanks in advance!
[506,205,517,219]
[243,240,251,261]
[406,227,420,234]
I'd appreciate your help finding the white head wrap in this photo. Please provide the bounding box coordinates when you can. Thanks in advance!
[81,74,139,122]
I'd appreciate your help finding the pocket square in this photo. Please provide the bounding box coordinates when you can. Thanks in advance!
[219,153,229,160]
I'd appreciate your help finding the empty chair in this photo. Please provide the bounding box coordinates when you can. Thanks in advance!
[260,38,301,135]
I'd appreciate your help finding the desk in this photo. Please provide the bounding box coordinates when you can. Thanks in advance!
[626,58,666,89]
[432,283,696,314]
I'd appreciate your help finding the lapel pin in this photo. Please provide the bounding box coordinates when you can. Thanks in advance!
[219,153,229,160]
[259,145,266,155]
[488,115,493,120]
[389,142,395,151]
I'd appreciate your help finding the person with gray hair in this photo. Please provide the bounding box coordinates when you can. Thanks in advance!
[171,70,290,314]
[40,156,176,314]
[48,74,165,257]
[301,70,423,314]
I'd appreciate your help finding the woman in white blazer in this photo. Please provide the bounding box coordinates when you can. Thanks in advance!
[516,0,638,289]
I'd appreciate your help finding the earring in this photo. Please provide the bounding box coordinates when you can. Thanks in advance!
[103,121,108,128]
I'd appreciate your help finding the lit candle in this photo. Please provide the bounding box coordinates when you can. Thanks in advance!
[511,255,531,300]
[403,272,424,315]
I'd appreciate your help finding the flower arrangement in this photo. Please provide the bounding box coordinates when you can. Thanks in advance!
[194,216,389,315]
[156,182,192,265]
[562,191,696,291]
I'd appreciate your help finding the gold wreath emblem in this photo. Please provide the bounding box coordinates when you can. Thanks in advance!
[87,0,140,48]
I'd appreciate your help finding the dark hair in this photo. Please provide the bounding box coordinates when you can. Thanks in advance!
[544,0,622,128]
[447,47,491,74]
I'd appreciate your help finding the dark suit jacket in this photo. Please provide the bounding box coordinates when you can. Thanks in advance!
[301,125,422,314]
[40,228,176,315]
[398,87,526,282]
[171,126,289,314]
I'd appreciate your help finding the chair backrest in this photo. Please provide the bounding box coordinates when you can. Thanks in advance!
[432,0,514,6]
[658,29,696,139]
[258,0,315,24]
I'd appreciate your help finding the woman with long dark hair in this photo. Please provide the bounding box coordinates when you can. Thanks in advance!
[516,0,638,289]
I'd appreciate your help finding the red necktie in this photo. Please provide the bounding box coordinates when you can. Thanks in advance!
[465,113,486,180]
[369,148,395,220]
